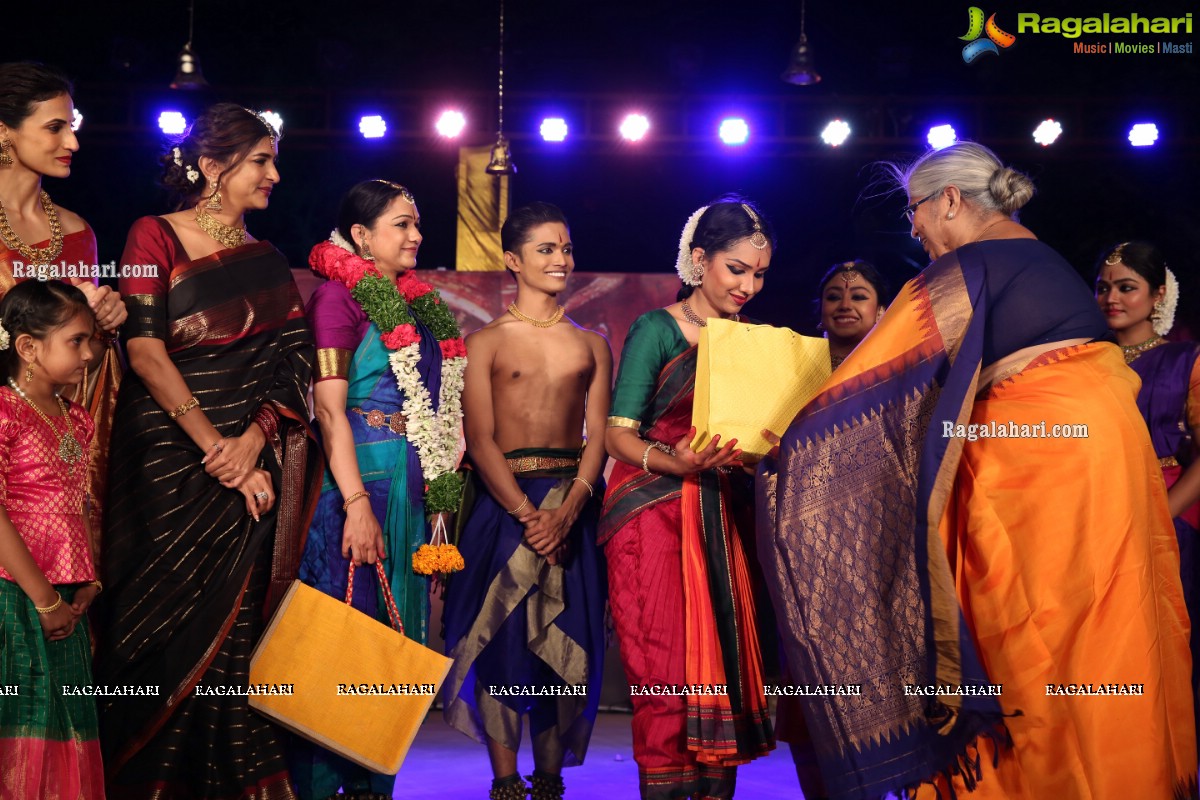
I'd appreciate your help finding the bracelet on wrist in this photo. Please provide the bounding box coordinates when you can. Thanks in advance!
[35,592,64,614]
[342,490,370,511]
[88,580,103,593]
[508,495,531,516]
[571,476,594,497]
[168,396,199,419]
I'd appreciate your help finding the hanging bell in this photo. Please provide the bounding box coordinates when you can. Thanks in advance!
[484,133,516,175]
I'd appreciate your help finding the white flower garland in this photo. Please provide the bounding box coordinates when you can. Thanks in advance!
[1154,266,1179,337]
[329,228,465,489]
[675,205,709,285]
[388,347,466,485]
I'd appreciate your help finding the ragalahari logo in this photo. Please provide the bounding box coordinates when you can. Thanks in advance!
[960,7,1017,62]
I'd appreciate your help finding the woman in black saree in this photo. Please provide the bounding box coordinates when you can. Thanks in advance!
[94,104,318,798]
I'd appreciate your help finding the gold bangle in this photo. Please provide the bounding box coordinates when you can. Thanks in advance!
[169,396,199,419]
[342,490,370,511]
[89,580,103,593]
[508,495,530,516]
[572,476,594,497]
[35,592,64,614]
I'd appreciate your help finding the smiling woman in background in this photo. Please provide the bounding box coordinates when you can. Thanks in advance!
[816,259,888,370]
[759,141,1196,799]
[1095,239,1200,748]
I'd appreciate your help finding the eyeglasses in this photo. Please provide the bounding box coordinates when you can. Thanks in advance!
[901,191,939,223]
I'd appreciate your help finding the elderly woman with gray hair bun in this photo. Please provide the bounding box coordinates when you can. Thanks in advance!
[758,141,1196,800]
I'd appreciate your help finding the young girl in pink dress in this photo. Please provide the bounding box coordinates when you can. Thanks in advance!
[0,279,101,798]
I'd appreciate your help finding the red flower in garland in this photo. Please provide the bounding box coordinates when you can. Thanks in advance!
[381,324,420,350]
[439,337,467,359]
[396,271,433,303]
[309,241,380,288]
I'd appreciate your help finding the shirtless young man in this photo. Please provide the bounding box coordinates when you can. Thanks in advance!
[441,202,611,800]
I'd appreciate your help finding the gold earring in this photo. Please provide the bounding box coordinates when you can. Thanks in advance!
[206,182,223,213]
[362,243,375,262]
[24,363,33,383]
[691,261,704,284]
[0,139,11,166]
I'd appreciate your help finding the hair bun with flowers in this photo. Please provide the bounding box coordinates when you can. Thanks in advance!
[0,318,9,351]
[675,205,709,286]
[1155,266,1179,337]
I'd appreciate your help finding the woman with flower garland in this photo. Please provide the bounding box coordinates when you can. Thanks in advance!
[95,104,319,798]
[1095,240,1200,743]
[294,179,465,800]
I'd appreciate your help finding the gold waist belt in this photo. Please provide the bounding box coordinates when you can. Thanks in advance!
[351,407,407,435]
[1160,456,1180,468]
[505,455,578,474]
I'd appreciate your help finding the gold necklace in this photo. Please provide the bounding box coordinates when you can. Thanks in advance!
[507,303,565,328]
[195,205,247,250]
[1120,333,1165,364]
[680,301,740,328]
[6,379,84,470]
[0,190,64,263]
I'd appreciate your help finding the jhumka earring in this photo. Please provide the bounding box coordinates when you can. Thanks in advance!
[0,139,12,167]
[362,243,376,262]
[691,261,704,285]
[24,363,33,383]
[206,181,223,213]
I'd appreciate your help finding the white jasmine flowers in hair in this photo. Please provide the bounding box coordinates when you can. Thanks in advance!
[675,205,709,286]
[186,165,200,184]
[329,228,355,254]
[172,146,183,166]
[0,320,9,351]
[1154,266,1180,337]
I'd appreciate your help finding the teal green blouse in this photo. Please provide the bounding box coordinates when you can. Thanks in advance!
[608,309,690,430]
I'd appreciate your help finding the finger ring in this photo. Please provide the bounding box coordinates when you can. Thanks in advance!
[255,491,268,501]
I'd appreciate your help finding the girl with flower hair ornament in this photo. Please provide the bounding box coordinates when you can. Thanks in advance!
[1095,239,1200,745]
[601,196,776,800]
[293,179,465,800]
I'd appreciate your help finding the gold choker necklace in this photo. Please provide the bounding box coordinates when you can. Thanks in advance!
[195,205,247,250]
[1120,334,1164,364]
[507,303,565,328]
[0,190,64,263]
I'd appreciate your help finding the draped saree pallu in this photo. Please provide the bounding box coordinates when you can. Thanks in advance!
[759,247,1198,800]
[441,448,606,769]
[96,216,319,799]
[289,279,440,799]
[601,310,773,800]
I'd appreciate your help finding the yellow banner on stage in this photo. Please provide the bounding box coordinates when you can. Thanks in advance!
[455,145,509,271]
[692,319,831,458]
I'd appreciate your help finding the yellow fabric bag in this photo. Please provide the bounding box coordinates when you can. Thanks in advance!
[692,318,832,457]
[248,562,452,774]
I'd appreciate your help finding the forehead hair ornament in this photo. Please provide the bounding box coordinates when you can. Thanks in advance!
[1105,242,1128,266]
[741,204,769,250]
[838,262,862,285]
[246,108,280,147]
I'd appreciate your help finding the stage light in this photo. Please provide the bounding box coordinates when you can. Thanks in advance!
[820,119,851,147]
[540,117,568,142]
[926,124,957,150]
[71,109,83,132]
[436,110,467,138]
[1032,119,1062,146]
[1128,123,1159,147]
[358,115,387,139]
[619,113,650,142]
[158,111,188,135]
[718,118,750,146]
[259,110,283,136]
